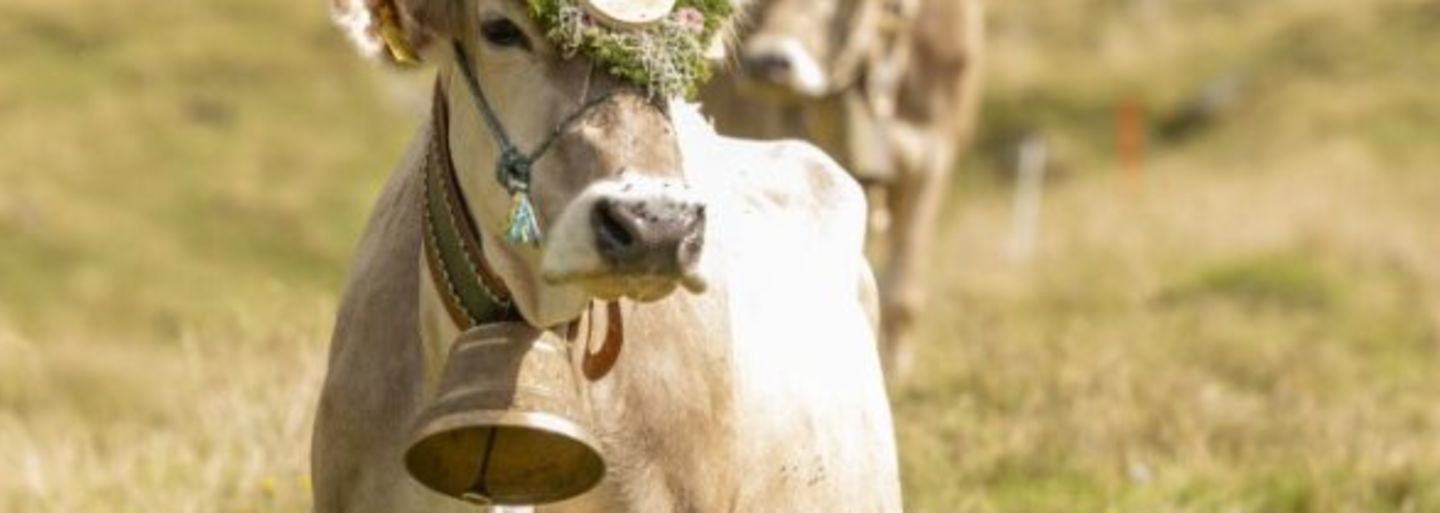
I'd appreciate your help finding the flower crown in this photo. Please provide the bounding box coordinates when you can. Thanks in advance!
[528,0,733,98]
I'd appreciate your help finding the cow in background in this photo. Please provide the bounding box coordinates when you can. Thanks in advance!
[701,0,985,380]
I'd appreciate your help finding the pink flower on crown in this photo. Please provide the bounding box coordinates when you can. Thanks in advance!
[671,7,705,35]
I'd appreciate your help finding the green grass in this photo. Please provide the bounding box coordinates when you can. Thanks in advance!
[0,1,407,510]
[1157,251,1340,312]
[3,0,1439,511]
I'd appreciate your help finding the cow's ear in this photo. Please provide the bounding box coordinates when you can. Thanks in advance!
[332,0,463,66]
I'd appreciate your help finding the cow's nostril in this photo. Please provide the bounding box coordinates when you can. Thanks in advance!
[593,196,707,276]
[593,199,638,260]
[743,53,793,82]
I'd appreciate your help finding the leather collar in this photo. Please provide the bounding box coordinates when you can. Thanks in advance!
[423,82,520,329]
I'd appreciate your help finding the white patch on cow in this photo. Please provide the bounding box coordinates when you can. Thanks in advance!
[675,104,893,490]
[540,174,707,301]
[331,0,383,58]
[669,100,718,139]
[674,128,898,508]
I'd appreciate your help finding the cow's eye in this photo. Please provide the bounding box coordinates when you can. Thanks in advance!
[480,18,530,50]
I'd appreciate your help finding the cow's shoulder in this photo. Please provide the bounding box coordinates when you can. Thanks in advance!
[752,137,863,210]
[706,134,869,254]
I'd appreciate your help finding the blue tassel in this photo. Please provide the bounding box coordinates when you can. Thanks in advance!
[504,191,541,246]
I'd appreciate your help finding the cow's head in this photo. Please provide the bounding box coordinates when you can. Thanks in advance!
[336,0,740,326]
[734,0,884,98]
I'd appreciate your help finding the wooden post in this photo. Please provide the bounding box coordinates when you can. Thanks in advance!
[1116,94,1146,195]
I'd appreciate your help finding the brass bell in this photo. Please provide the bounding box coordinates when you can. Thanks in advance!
[404,322,605,506]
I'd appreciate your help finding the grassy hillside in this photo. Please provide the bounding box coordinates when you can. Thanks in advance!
[0,1,409,510]
[2,0,1437,511]
[899,1,1440,511]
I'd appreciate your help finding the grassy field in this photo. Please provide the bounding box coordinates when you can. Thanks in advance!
[2,0,1438,511]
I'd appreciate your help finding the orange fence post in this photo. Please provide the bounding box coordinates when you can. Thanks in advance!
[1116,94,1146,195]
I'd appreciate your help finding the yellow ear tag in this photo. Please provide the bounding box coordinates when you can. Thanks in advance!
[376,2,421,65]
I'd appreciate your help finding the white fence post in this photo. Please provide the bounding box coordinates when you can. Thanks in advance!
[1006,133,1048,262]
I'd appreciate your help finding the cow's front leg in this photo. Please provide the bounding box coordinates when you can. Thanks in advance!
[863,184,892,255]
[877,125,952,382]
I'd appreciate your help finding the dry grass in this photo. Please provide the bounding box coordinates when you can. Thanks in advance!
[2,0,1438,511]
[0,294,328,512]
[0,1,406,511]
[899,146,1440,513]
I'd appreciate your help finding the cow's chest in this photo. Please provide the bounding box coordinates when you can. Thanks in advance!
[563,256,893,510]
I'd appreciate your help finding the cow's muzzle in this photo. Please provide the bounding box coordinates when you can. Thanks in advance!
[739,37,831,98]
[540,176,709,301]
[591,195,705,280]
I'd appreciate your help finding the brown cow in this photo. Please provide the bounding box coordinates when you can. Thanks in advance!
[701,0,985,380]
[313,0,900,511]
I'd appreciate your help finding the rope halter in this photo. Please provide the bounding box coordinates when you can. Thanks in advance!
[449,39,615,246]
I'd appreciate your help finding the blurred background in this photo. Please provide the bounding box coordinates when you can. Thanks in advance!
[2,0,1438,511]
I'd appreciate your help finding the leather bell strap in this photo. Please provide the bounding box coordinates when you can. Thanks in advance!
[568,301,624,381]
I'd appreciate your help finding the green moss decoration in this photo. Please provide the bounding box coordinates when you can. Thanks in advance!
[528,0,732,98]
